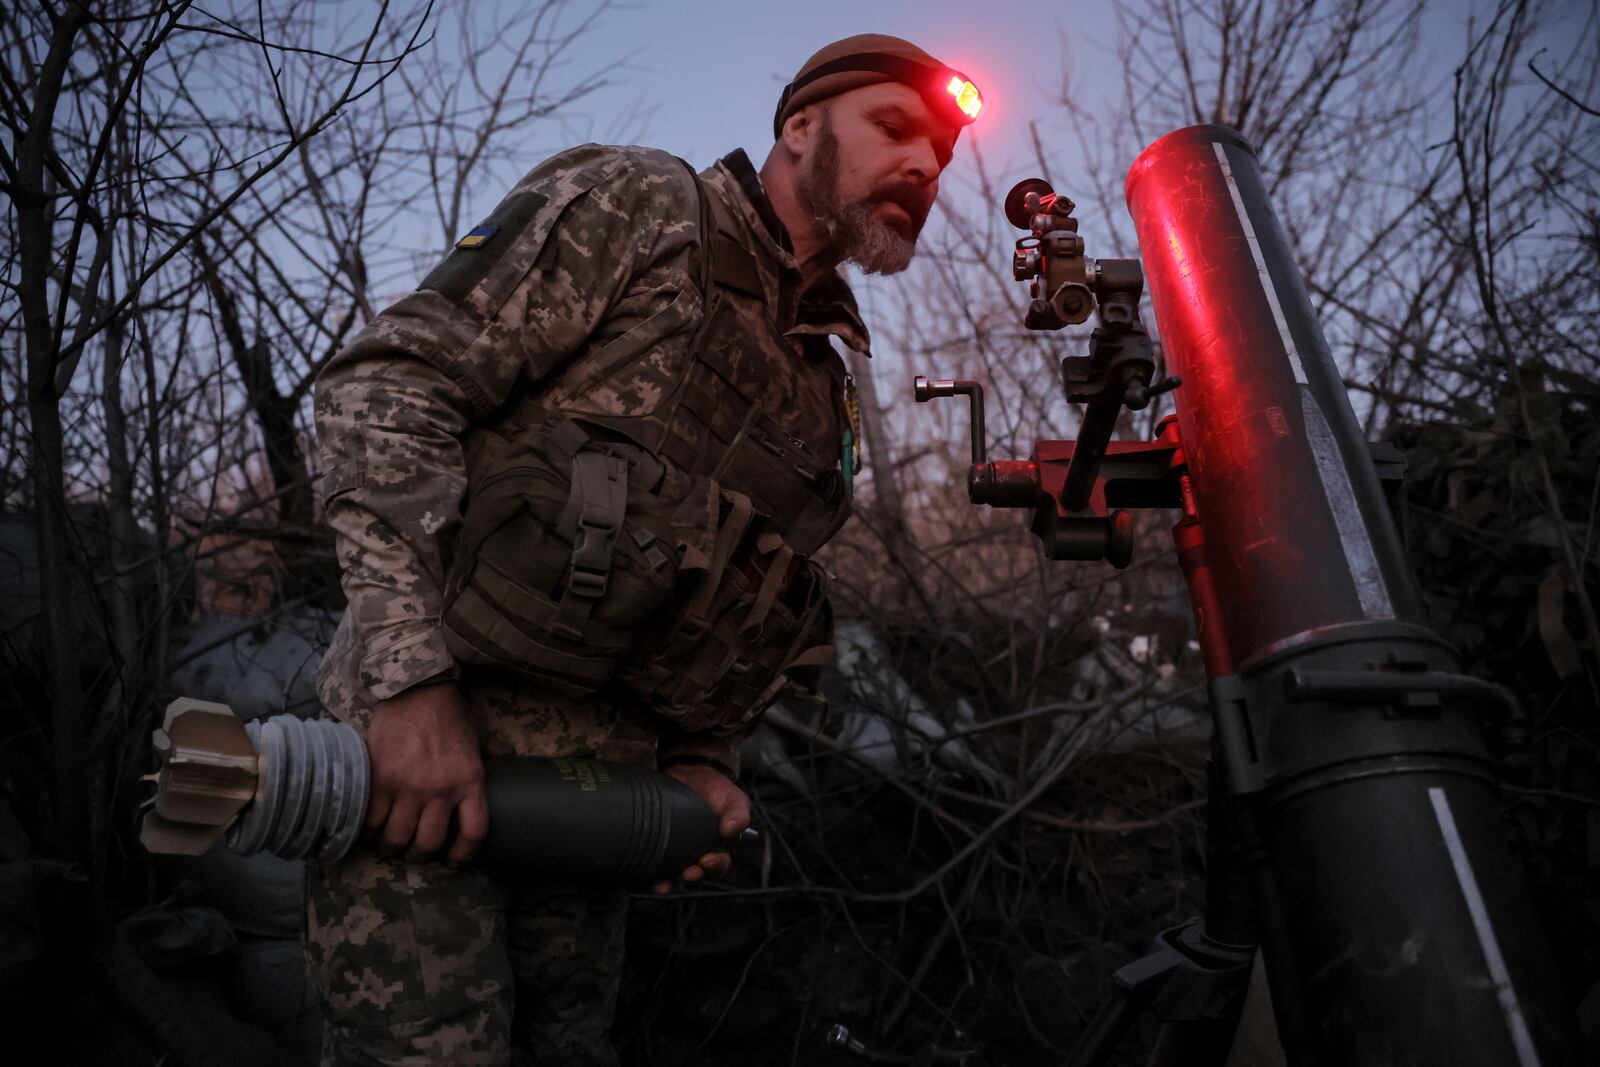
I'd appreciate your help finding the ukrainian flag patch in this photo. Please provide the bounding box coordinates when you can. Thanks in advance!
[455,225,499,250]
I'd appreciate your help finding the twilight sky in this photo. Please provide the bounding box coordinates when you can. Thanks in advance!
[489,0,1524,255]
[545,0,1123,178]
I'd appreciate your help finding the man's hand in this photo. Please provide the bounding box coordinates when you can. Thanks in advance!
[363,681,488,866]
[653,764,751,895]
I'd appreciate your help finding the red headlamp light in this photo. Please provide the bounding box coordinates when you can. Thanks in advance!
[774,53,984,138]
[945,75,983,120]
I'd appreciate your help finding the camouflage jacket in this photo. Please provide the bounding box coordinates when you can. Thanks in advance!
[314,146,869,773]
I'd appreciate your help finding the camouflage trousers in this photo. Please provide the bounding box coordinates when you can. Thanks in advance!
[305,853,627,1066]
[305,678,662,1066]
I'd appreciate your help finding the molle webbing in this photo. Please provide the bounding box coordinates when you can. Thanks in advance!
[551,449,628,637]
[686,490,755,623]
[443,160,846,723]
[442,418,678,697]
[652,188,773,479]
[653,366,750,479]
[746,535,795,633]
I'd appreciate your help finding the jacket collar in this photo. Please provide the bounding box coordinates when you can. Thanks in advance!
[706,149,872,357]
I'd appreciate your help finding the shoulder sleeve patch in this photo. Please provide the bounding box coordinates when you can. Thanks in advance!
[455,225,499,249]
[420,191,549,304]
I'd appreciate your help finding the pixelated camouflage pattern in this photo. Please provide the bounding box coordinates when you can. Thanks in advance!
[306,689,650,1065]
[315,145,706,707]
[315,145,865,767]
[536,160,864,464]
[311,144,867,1061]
[306,853,510,1066]
[307,851,628,1067]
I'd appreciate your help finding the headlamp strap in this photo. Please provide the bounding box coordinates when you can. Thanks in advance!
[773,52,977,138]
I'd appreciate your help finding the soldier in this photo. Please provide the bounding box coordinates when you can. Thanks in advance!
[307,33,981,1066]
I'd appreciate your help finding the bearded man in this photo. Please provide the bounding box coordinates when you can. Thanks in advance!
[306,33,979,1066]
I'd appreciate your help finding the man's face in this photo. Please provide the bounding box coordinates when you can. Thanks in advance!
[793,81,956,275]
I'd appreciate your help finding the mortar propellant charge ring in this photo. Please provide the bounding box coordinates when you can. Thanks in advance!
[322,718,370,861]
[266,716,313,855]
[283,713,334,860]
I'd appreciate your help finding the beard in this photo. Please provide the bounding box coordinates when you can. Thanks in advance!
[794,112,929,276]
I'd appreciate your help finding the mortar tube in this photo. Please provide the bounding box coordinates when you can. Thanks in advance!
[1126,125,1575,1065]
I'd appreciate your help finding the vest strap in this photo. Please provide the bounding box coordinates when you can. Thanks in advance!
[545,416,590,463]
[686,489,755,623]
[702,178,766,298]
[551,449,629,639]
[744,542,794,633]
[713,233,763,298]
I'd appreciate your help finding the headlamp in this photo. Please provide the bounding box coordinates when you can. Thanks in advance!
[773,52,984,138]
[945,75,983,121]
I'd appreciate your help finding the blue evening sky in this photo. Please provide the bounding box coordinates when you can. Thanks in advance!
[544,0,1121,181]
[506,0,1513,217]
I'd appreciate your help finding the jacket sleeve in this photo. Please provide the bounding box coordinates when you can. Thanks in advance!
[315,145,702,700]
[657,729,746,779]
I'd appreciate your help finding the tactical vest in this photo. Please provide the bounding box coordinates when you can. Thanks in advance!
[441,163,847,736]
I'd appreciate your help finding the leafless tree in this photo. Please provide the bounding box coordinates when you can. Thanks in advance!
[2,0,438,883]
[2,0,636,885]
[1432,0,1600,691]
